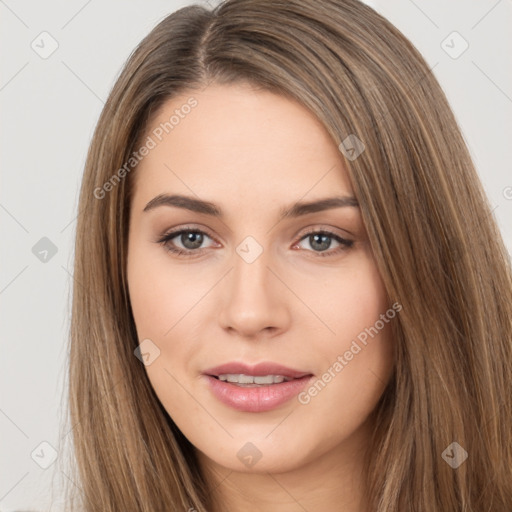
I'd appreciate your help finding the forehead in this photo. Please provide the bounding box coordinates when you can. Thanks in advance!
[131,83,353,206]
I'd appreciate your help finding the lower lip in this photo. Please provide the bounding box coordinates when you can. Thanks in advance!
[203,375,313,412]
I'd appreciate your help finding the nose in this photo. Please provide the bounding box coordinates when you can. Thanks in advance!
[217,244,291,339]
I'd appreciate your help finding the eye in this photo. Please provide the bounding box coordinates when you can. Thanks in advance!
[156,226,354,258]
[293,229,354,257]
[156,227,218,256]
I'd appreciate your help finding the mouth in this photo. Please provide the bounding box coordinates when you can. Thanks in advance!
[202,362,314,412]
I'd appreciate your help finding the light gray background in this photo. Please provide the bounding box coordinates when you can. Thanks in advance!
[1,0,511,510]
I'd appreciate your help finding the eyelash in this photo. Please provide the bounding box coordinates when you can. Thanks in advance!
[156,225,354,258]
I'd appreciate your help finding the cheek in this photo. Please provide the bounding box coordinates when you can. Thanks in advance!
[127,239,206,342]
[294,251,390,347]
[127,239,213,386]
[294,254,394,420]
[127,243,209,420]
[337,257,394,375]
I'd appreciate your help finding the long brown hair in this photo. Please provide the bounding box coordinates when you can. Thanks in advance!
[65,0,512,510]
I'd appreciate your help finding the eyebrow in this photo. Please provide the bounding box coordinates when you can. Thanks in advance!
[143,193,359,220]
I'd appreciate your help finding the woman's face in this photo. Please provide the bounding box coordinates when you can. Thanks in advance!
[127,82,395,475]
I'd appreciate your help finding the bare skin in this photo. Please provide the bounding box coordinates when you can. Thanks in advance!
[127,82,395,512]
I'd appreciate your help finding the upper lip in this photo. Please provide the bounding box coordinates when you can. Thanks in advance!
[203,362,312,379]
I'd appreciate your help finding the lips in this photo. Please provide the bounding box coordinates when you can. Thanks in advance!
[202,361,314,412]
[203,362,312,380]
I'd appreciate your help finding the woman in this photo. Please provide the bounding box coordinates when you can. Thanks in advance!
[66,0,512,510]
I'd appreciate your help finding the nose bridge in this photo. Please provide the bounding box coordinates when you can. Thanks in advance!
[230,236,273,303]
[217,234,290,335]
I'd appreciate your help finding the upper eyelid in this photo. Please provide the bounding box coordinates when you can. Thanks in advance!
[159,225,218,243]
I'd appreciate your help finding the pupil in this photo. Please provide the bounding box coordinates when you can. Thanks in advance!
[182,232,203,249]
[311,233,331,251]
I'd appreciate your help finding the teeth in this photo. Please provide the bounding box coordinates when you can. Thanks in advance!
[218,374,290,384]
